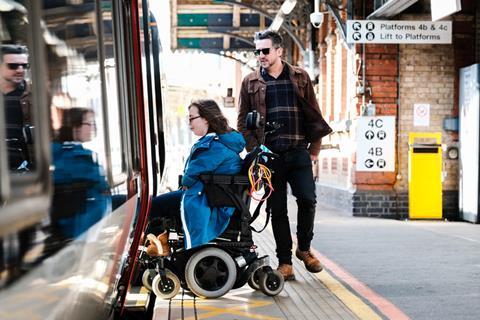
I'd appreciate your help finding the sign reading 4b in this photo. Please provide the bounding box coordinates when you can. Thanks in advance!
[356,116,395,172]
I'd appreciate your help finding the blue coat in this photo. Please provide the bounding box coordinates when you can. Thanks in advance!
[52,142,111,238]
[180,131,245,249]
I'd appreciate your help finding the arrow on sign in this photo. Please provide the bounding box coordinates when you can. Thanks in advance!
[365,159,374,168]
[365,130,374,140]
[352,22,361,31]
[353,32,361,41]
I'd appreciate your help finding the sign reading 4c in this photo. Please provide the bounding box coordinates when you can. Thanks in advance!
[356,116,395,172]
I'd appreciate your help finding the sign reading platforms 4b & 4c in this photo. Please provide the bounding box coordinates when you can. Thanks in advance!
[347,20,452,44]
[356,116,395,172]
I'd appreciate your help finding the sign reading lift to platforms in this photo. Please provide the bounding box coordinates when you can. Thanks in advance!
[356,116,395,172]
[347,20,452,44]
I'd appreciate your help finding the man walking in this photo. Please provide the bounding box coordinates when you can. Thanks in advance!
[237,30,324,280]
[1,44,31,170]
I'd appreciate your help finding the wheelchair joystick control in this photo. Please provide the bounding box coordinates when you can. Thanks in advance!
[235,256,247,268]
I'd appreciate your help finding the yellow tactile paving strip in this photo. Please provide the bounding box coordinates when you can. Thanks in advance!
[154,288,285,320]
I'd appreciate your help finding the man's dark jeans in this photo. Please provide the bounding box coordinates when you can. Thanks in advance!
[267,147,316,265]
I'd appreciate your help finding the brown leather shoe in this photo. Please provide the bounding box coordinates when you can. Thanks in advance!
[146,232,170,257]
[157,231,170,255]
[277,264,295,281]
[295,249,323,273]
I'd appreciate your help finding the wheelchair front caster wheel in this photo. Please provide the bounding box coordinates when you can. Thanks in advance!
[142,268,157,291]
[247,268,262,291]
[259,269,284,296]
[152,269,180,299]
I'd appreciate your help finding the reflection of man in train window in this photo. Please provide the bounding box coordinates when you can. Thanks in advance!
[1,44,32,170]
[50,108,111,240]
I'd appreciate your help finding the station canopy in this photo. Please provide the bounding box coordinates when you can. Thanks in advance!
[170,0,314,65]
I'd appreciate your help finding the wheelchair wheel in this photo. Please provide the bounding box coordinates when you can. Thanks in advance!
[152,269,180,299]
[259,269,284,296]
[142,268,157,291]
[185,247,237,298]
[247,268,261,291]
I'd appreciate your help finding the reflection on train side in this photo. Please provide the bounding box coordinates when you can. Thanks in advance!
[1,0,159,319]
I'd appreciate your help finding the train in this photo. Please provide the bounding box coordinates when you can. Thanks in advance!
[0,0,168,318]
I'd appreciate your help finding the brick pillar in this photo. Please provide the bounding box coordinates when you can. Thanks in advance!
[353,44,399,191]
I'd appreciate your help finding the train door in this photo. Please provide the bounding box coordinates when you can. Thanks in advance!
[0,0,153,318]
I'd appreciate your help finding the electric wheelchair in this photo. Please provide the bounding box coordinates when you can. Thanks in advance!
[138,170,284,300]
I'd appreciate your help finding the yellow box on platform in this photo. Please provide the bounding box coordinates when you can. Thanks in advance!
[408,132,442,219]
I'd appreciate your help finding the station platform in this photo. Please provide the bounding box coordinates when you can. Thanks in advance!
[125,207,385,320]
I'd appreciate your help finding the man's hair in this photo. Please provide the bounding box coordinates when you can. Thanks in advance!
[255,30,283,48]
[189,99,232,135]
[1,44,28,55]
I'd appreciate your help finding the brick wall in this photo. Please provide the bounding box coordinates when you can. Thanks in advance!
[398,43,457,191]
[314,1,478,219]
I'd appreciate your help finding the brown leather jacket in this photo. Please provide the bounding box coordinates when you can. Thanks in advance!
[237,61,323,155]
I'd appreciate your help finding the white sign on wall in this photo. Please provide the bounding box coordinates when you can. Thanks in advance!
[431,0,461,21]
[346,20,452,44]
[413,103,430,126]
[356,116,395,172]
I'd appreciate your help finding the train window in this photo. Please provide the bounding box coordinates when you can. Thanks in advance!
[101,0,127,183]
[112,0,139,176]
[1,3,37,177]
[43,1,114,239]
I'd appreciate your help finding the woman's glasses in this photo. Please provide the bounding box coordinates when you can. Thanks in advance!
[81,122,97,129]
[6,63,30,70]
[188,116,201,123]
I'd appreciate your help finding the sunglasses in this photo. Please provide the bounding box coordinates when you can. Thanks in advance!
[6,63,29,70]
[253,48,271,56]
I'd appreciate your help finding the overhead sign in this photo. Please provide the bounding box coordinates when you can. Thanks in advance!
[356,116,395,172]
[431,0,461,21]
[347,20,452,44]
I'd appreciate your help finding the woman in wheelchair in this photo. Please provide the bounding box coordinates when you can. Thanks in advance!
[142,99,284,299]
[147,99,245,252]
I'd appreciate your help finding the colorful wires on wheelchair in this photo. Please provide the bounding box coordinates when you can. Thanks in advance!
[247,162,273,201]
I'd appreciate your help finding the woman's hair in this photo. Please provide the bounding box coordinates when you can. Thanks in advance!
[188,99,232,134]
[56,107,94,142]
